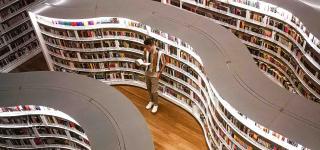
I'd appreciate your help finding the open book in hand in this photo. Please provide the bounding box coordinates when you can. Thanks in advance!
[135,59,150,66]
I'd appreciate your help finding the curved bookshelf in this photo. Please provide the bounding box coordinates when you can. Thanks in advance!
[31,15,310,150]
[0,0,44,72]
[156,0,320,102]
[0,105,91,150]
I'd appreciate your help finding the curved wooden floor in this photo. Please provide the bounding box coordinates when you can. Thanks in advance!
[115,86,208,150]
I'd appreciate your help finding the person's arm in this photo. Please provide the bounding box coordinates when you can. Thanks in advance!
[157,53,166,79]
[143,48,147,62]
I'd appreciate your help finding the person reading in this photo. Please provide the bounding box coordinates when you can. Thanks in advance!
[138,38,166,113]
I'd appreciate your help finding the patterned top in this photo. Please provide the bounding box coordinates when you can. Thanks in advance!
[144,47,166,77]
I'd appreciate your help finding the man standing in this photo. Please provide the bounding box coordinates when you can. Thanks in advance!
[143,38,166,113]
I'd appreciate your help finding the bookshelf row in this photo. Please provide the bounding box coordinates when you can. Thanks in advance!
[32,15,308,150]
[232,28,320,86]
[248,46,320,101]
[44,36,211,107]
[39,22,208,96]
[0,105,91,150]
[166,0,320,56]
[0,39,40,70]
[0,0,36,22]
[254,58,297,93]
[252,55,319,101]
[50,55,206,109]
[38,15,319,104]
[36,15,204,71]
[0,0,43,72]
[47,44,204,96]
[157,0,320,102]
[41,16,317,101]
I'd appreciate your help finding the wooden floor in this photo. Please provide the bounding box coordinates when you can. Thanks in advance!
[115,86,208,150]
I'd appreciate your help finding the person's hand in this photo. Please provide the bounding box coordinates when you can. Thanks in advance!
[157,73,161,79]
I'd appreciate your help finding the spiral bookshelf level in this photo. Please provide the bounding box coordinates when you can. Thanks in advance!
[155,0,320,102]
[0,105,91,150]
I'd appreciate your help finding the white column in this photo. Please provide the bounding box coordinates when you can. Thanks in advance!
[74,30,79,40]
[236,20,241,30]
[77,52,82,60]
[1,36,7,45]
[30,139,37,148]
[115,40,120,47]
[177,48,181,58]
[40,115,48,125]
[99,62,105,69]
[7,44,13,52]
[32,126,40,137]
[263,16,268,25]
[271,30,276,40]
[302,40,307,51]
[164,43,169,53]
[28,12,55,71]
[66,130,72,140]
[121,72,125,80]
[60,50,66,59]
[246,10,250,19]
[52,116,58,124]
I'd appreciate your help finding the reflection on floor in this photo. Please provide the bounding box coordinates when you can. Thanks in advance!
[115,86,208,150]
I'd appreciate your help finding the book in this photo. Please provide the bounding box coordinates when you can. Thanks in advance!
[135,59,150,66]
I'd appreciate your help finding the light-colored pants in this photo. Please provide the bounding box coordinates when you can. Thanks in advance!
[145,75,159,105]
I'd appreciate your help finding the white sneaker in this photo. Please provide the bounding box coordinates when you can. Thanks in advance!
[146,102,154,110]
[151,105,158,113]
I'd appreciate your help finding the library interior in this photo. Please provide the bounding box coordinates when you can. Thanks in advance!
[0,0,319,150]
